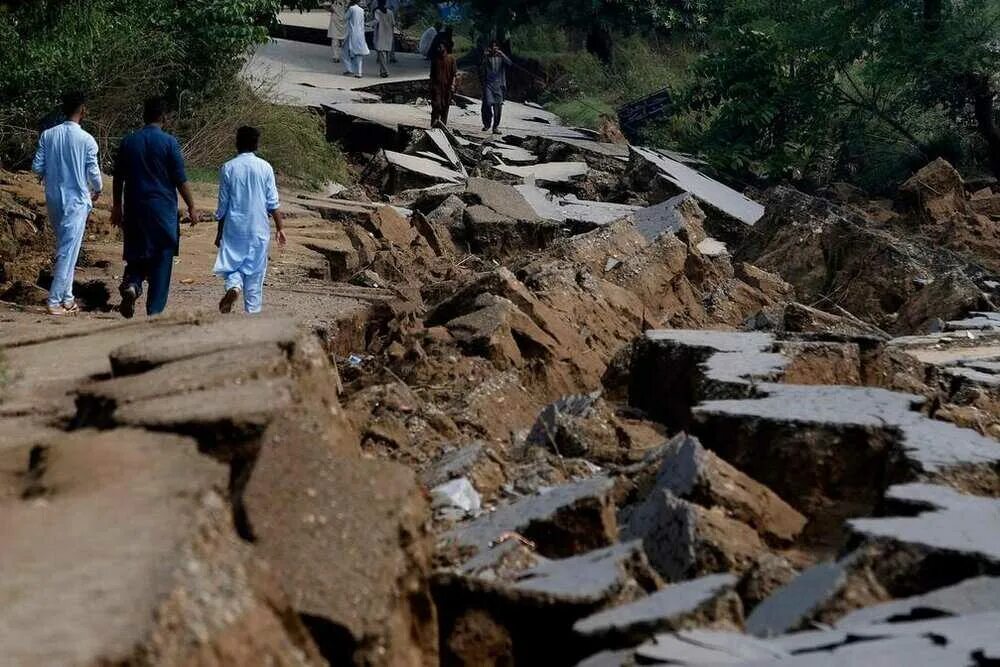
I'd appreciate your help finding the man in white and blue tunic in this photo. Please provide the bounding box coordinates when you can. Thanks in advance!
[32,92,103,316]
[213,127,286,315]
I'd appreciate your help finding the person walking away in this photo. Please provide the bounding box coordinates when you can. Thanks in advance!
[341,0,370,78]
[429,40,457,128]
[387,0,401,63]
[111,97,198,319]
[32,91,102,316]
[419,22,441,59]
[373,0,395,78]
[480,39,512,134]
[213,127,286,315]
[328,0,349,63]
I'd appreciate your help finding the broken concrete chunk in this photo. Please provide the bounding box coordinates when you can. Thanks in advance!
[573,573,741,644]
[444,475,617,571]
[242,432,436,667]
[511,541,656,605]
[432,477,482,517]
[109,316,300,375]
[629,146,765,225]
[111,378,294,459]
[621,489,766,582]
[516,181,638,226]
[365,205,417,247]
[635,629,787,664]
[75,343,289,427]
[465,177,541,222]
[382,149,465,191]
[836,576,1000,628]
[0,429,322,666]
[654,434,806,544]
[745,561,848,637]
[738,554,800,612]
[493,161,590,185]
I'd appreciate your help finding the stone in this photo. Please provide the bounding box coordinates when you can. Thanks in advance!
[366,205,417,247]
[781,302,889,340]
[0,280,48,306]
[653,434,806,544]
[242,433,436,666]
[573,573,741,644]
[444,294,560,369]
[0,428,322,666]
[411,210,456,257]
[444,475,618,571]
[621,489,766,581]
[848,483,1000,565]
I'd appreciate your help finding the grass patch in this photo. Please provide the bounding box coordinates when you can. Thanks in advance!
[176,78,352,191]
[548,96,616,129]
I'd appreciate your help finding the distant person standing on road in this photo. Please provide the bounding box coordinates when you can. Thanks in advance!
[341,0,370,78]
[112,97,198,319]
[32,91,102,316]
[429,39,457,128]
[419,21,442,59]
[373,0,395,79]
[213,127,286,315]
[328,0,348,64]
[480,39,512,135]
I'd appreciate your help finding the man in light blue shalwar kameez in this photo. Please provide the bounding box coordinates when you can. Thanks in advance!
[213,127,286,315]
[32,92,103,315]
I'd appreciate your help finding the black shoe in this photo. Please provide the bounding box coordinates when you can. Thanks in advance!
[219,287,241,314]
[119,284,137,319]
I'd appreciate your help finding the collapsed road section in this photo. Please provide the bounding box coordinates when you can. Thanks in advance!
[4,47,1000,667]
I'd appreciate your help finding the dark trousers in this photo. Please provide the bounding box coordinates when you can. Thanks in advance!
[123,247,174,316]
[431,103,450,127]
[482,101,503,130]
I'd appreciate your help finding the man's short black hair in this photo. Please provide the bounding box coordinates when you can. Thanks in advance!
[236,126,260,153]
[61,91,87,117]
[143,96,166,124]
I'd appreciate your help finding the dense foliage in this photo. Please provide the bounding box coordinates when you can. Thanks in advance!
[0,0,342,184]
[651,0,1000,188]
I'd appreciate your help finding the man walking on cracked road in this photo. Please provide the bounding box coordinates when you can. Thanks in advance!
[213,127,286,315]
[32,91,103,316]
[111,96,198,318]
[480,39,512,135]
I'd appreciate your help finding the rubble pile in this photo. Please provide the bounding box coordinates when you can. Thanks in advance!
[4,84,1000,667]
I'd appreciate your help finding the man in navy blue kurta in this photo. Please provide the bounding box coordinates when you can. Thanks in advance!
[111,97,198,318]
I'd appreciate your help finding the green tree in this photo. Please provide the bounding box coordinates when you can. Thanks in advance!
[661,0,1000,186]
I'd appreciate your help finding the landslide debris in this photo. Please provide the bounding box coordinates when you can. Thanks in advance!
[5,100,1000,667]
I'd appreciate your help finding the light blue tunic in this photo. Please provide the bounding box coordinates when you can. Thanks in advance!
[213,152,279,313]
[32,121,102,308]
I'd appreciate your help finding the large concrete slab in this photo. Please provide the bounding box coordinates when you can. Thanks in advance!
[849,484,1000,564]
[573,573,737,640]
[631,146,765,225]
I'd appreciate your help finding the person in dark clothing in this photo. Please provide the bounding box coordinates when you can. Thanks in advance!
[111,97,198,318]
[429,40,457,127]
[480,39,512,134]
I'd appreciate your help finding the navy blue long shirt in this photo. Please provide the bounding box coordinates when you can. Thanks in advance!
[114,125,187,261]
